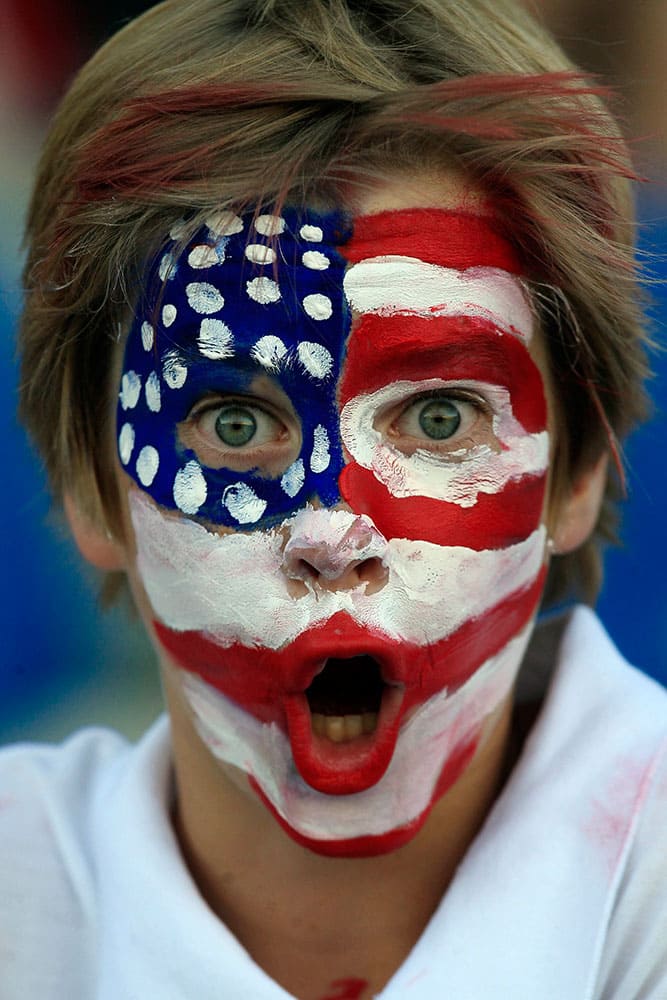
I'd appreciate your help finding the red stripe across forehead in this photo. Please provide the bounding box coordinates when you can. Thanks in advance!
[343,208,524,272]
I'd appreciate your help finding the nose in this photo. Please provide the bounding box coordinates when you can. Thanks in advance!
[281,508,389,593]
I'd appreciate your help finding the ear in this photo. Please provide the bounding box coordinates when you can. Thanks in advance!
[64,494,127,571]
[551,453,608,555]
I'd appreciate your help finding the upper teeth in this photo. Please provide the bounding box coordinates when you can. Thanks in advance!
[311,712,378,742]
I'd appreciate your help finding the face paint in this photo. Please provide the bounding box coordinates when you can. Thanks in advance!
[118,206,550,857]
[117,209,353,525]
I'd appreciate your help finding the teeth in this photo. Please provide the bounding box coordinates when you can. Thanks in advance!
[311,711,378,742]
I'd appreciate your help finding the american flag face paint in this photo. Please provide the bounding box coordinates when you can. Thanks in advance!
[118,209,353,525]
[118,205,550,857]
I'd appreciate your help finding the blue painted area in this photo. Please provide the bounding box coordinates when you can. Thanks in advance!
[597,195,667,683]
[119,209,352,527]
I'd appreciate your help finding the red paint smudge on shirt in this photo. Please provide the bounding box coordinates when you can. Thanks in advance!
[319,977,369,1000]
[582,755,656,877]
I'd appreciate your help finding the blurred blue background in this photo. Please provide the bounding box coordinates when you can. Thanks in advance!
[1,0,665,744]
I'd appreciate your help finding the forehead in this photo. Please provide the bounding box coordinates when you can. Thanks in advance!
[117,205,541,528]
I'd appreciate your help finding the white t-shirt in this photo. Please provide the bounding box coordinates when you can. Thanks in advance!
[1,606,666,999]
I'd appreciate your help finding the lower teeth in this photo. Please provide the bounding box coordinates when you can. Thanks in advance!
[311,712,378,742]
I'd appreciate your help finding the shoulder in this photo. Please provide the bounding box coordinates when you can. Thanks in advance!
[561,611,667,999]
[590,740,667,999]
[0,721,168,997]
[539,607,667,997]
[0,725,134,873]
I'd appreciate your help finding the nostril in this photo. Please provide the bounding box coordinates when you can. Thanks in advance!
[294,557,318,582]
[355,556,389,595]
[356,556,388,584]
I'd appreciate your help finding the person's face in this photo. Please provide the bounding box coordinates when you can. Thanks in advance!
[113,175,553,856]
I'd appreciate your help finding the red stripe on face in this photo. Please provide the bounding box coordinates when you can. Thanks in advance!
[339,314,547,433]
[248,733,478,858]
[338,464,547,549]
[343,208,523,273]
[153,567,546,728]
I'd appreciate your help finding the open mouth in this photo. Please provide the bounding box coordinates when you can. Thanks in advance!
[306,655,384,742]
[283,652,405,796]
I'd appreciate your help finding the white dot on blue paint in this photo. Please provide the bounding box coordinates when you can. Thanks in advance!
[250,335,288,371]
[246,276,281,304]
[302,250,329,270]
[206,211,244,236]
[162,304,177,327]
[173,461,208,515]
[118,423,135,465]
[186,282,225,314]
[159,252,177,281]
[141,322,154,351]
[162,351,188,389]
[303,293,332,321]
[310,425,331,473]
[300,224,323,242]
[245,244,277,265]
[188,244,225,268]
[222,482,267,524]
[198,319,234,359]
[136,445,159,487]
[281,459,305,498]
[119,370,142,410]
[297,341,333,379]
[255,214,285,236]
[145,371,161,412]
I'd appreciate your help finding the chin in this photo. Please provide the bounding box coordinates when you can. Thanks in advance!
[249,734,478,858]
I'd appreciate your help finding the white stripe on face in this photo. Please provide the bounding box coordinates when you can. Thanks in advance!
[130,490,546,649]
[343,259,534,341]
[178,622,533,841]
[340,378,549,507]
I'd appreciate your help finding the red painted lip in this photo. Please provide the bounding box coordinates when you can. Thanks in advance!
[283,682,405,796]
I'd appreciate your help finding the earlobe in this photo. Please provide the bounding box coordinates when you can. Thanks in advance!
[64,494,127,571]
[551,453,609,555]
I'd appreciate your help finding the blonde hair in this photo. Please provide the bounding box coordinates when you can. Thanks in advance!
[19,0,650,605]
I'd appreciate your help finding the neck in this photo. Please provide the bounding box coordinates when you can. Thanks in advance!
[165,670,514,999]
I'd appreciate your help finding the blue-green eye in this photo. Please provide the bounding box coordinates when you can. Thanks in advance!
[417,399,461,440]
[215,405,258,447]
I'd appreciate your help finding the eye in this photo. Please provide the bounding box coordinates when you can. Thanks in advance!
[391,393,479,445]
[414,399,461,440]
[179,391,301,476]
[214,404,263,447]
[198,400,286,450]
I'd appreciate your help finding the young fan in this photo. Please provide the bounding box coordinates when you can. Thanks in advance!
[5,1,666,997]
